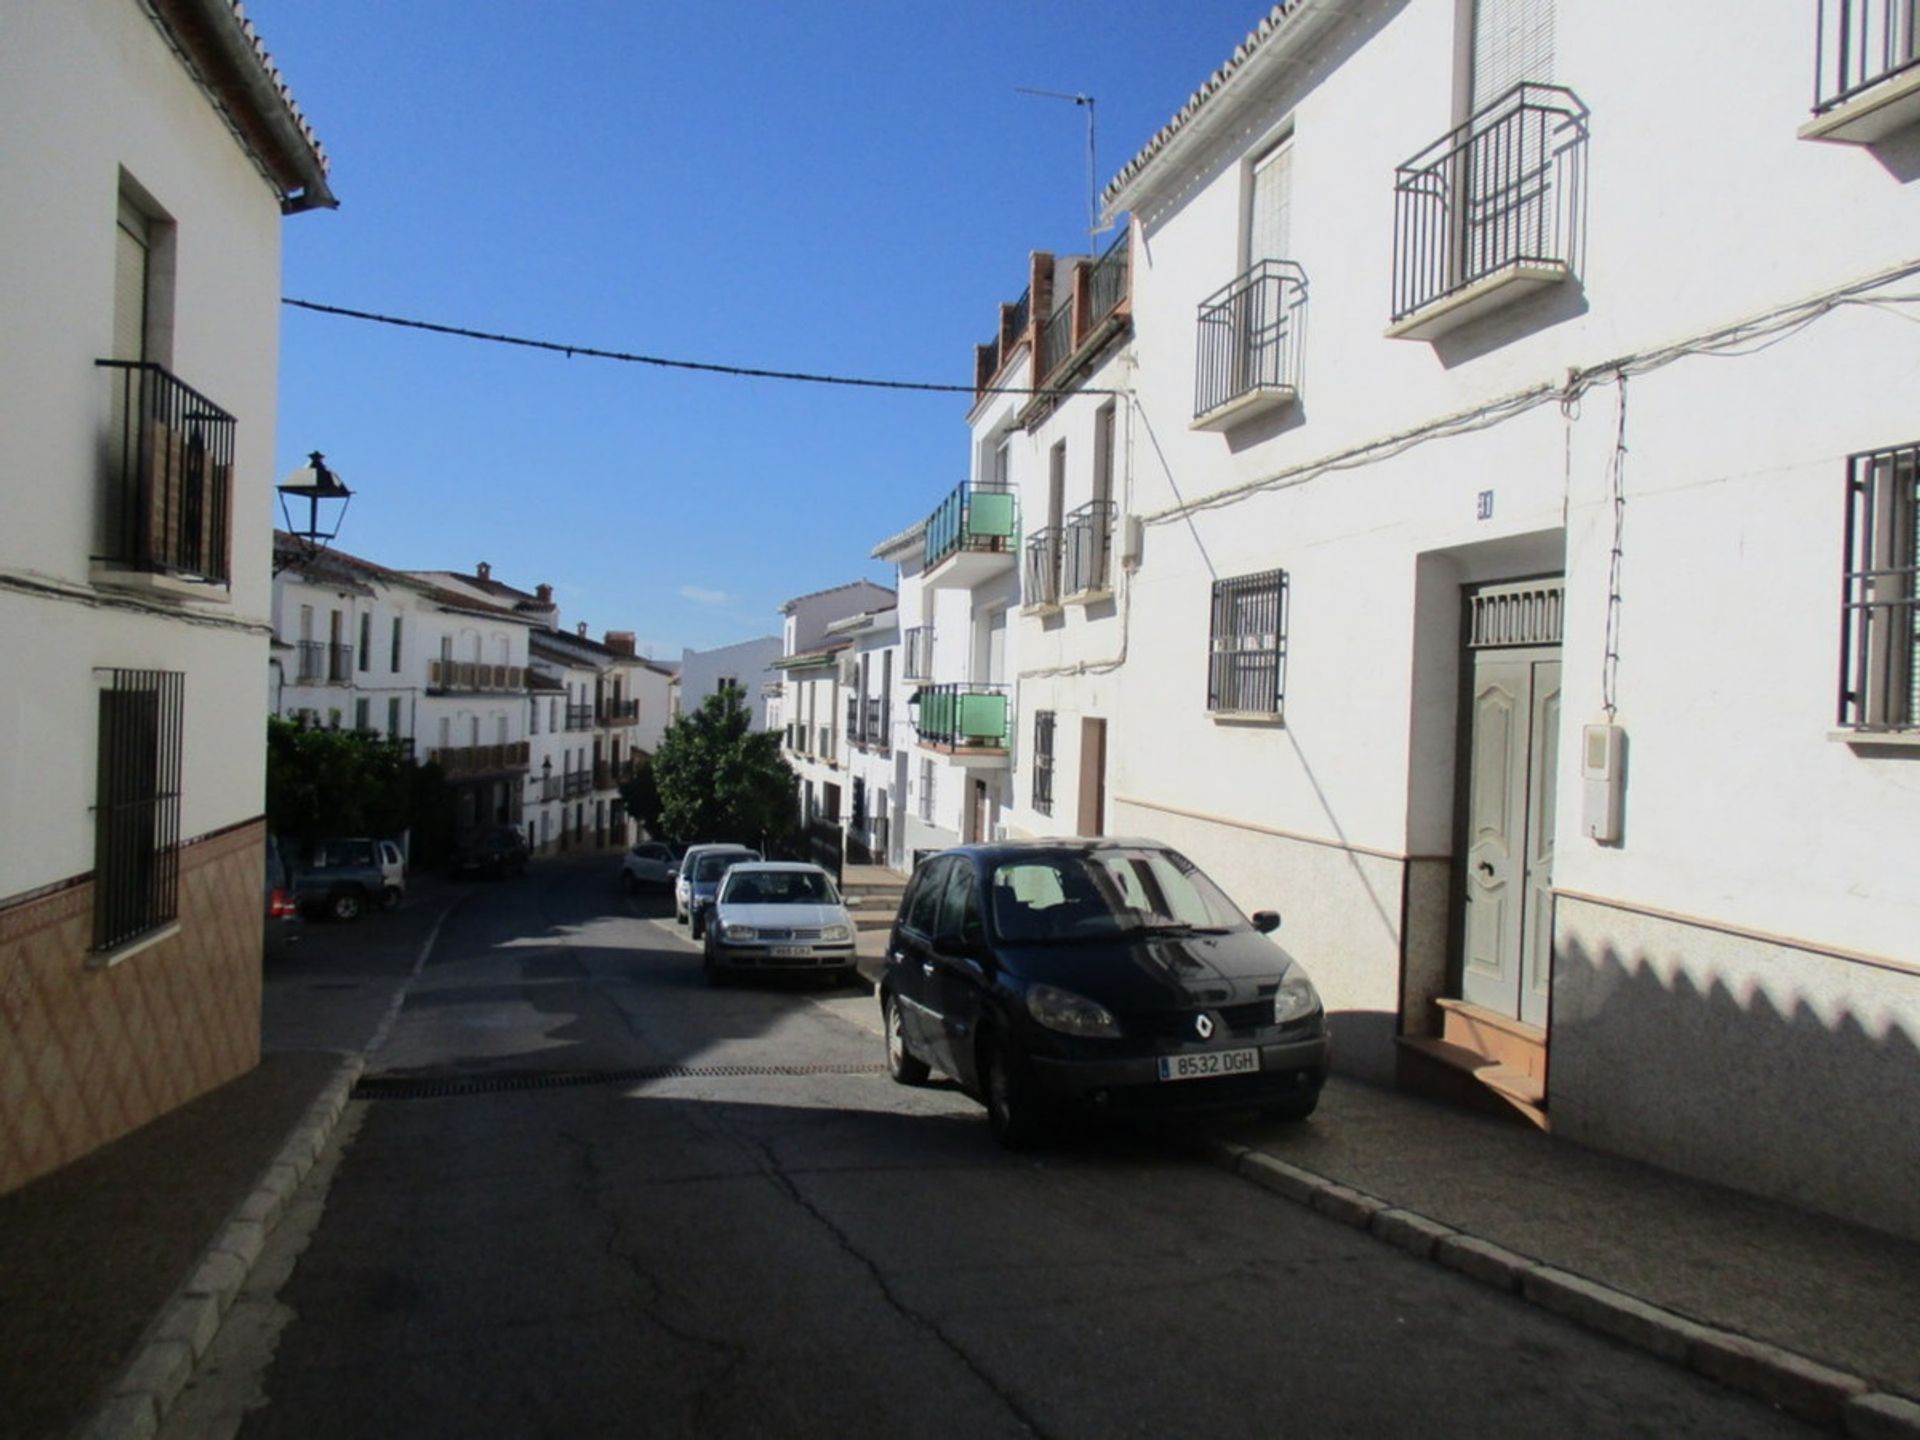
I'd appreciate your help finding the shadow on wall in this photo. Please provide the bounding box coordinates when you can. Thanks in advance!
[1551,933,1920,1243]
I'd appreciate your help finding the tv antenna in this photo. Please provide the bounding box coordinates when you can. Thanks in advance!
[1016,86,1110,246]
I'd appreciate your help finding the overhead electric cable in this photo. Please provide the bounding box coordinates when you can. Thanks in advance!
[281,297,1121,398]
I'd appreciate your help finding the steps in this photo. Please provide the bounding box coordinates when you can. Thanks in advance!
[840,864,907,932]
[1396,998,1549,1130]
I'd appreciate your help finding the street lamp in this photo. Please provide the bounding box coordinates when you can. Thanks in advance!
[274,450,353,574]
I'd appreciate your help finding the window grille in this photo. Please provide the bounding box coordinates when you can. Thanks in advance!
[1207,570,1288,715]
[92,669,184,951]
[1841,442,1920,730]
[919,759,936,822]
[1032,711,1056,815]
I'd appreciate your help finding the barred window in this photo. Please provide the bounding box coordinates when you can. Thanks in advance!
[1841,443,1919,730]
[1207,569,1289,716]
[920,758,936,822]
[1032,710,1056,815]
[93,669,184,952]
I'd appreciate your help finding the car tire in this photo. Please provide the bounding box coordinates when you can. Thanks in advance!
[883,993,930,1086]
[1262,1088,1321,1124]
[982,1038,1047,1149]
[379,886,403,912]
[702,939,728,987]
[675,907,687,926]
[690,913,705,941]
[328,888,364,923]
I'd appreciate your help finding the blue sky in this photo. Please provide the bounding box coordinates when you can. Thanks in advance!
[248,1,1270,659]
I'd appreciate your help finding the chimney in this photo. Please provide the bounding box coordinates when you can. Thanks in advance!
[476,561,491,582]
[535,583,553,604]
[577,621,588,637]
[603,630,636,656]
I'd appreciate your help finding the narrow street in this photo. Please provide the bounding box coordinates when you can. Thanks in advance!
[168,858,1812,1439]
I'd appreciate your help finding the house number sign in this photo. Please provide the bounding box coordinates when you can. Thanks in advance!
[1476,490,1495,520]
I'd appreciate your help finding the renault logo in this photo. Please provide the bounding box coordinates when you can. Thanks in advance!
[1195,1013,1215,1040]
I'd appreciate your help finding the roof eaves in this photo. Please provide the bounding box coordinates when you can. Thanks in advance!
[870,518,929,561]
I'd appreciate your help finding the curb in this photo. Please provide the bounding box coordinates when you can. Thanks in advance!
[1203,1139,1920,1436]
[76,893,466,1440]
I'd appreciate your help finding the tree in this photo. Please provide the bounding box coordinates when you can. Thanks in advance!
[265,717,444,848]
[634,687,797,845]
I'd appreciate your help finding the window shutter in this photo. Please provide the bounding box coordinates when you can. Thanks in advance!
[113,202,150,364]
[1246,141,1293,265]
[1472,0,1554,113]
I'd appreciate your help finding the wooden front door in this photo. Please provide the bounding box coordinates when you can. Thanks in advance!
[1458,580,1563,1028]
[1077,717,1107,837]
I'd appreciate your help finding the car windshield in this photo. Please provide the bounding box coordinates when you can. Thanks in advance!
[693,851,756,882]
[723,871,838,906]
[988,849,1249,943]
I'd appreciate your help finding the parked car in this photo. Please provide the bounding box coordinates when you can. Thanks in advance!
[621,840,681,892]
[701,862,857,986]
[879,839,1330,1148]
[672,844,761,937]
[263,835,302,956]
[286,836,399,922]
[453,825,529,878]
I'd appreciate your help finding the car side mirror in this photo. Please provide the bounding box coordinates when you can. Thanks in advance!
[665,867,678,882]
[1251,910,1281,934]
[844,896,862,909]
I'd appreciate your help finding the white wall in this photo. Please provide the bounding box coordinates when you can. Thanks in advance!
[680,636,781,727]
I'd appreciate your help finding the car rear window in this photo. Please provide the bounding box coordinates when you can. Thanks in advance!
[693,850,757,881]
[724,870,837,905]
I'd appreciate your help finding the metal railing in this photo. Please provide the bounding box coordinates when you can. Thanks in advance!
[534,774,560,803]
[1031,710,1055,816]
[563,770,593,798]
[1024,527,1061,608]
[1195,259,1309,419]
[1207,570,1288,716]
[914,682,1010,749]
[92,669,183,951]
[925,479,1018,569]
[427,660,526,693]
[1816,0,1920,112]
[1391,83,1589,326]
[426,741,531,777]
[1008,286,1031,341]
[1086,229,1130,327]
[817,725,835,762]
[597,697,639,725]
[864,695,889,751]
[1062,500,1117,597]
[1840,441,1920,730]
[565,703,594,731]
[95,361,235,584]
[1037,299,1076,380]
[846,693,861,741]
[903,626,935,681]
[296,641,354,686]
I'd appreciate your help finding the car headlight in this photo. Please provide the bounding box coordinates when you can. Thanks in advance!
[1027,983,1121,1038]
[722,923,757,941]
[1273,965,1322,1025]
[821,923,852,943]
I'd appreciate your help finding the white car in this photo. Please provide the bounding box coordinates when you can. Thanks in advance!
[702,861,858,986]
[621,841,681,893]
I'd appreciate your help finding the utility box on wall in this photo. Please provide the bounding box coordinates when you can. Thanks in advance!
[1582,722,1624,843]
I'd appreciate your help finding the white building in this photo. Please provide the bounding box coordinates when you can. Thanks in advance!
[829,607,901,867]
[526,624,672,854]
[0,0,331,1194]
[680,635,782,729]
[775,580,894,850]
[1053,0,1920,1237]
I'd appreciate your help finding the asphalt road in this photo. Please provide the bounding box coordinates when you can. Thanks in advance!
[165,857,1813,1439]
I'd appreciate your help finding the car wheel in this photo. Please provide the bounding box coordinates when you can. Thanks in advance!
[675,907,687,926]
[982,1038,1046,1149]
[702,938,728,987]
[690,912,705,941]
[328,888,364,923]
[883,993,930,1086]
[379,886,403,912]
[1262,1088,1321,1124]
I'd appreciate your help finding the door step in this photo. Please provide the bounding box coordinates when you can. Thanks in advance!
[1396,1035,1549,1130]
[1436,997,1547,1080]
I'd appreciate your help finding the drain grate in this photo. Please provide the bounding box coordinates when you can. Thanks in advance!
[352,1061,888,1100]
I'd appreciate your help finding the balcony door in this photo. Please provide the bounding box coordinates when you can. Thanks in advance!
[1239,139,1293,392]
[1464,0,1556,280]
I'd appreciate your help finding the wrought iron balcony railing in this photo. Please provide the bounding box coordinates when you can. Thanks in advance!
[565,703,594,731]
[1194,260,1308,426]
[597,698,639,726]
[864,696,889,751]
[914,682,1010,751]
[1037,299,1076,381]
[295,641,354,686]
[1391,83,1589,334]
[925,479,1018,570]
[563,770,593,799]
[426,741,531,778]
[427,660,527,694]
[1063,500,1117,598]
[1024,527,1061,609]
[1086,229,1130,329]
[1816,0,1920,114]
[95,361,236,585]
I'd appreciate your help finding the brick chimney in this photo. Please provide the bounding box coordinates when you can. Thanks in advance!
[535,583,552,604]
[603,630,637,656]
[476,561,491,582]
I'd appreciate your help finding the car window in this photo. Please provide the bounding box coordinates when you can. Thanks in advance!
[904,859,947,935]
[935,861,984,949]
[989,849,1247,942]
[724,870,837,905]
[693,851,755,882]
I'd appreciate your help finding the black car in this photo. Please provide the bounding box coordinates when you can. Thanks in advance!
[879,839,1330,1147]
[453,824,530,878]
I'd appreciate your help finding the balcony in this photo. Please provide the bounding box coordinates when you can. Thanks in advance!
[1023,527,1062,613]
[426,741,530,778]
[294,641,353,685]
[924,479,1018,588]
[564,702,594,731]
[1036,300,1075,383]
[597,697,639,727]
[914,682,1011,765]
[1062,500,1117,602]
[563,770,593,799]
[1193,260,1308,431]
[427,660,527,694]
[847,695,890,751]
[94,361,235,590]
[1388,83,1589,342]
[1805,0,1920,141]
[534,774,560,804]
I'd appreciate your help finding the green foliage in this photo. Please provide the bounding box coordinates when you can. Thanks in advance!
[617,755,664,841]
[643,687,798,846]
[265,717,441,845]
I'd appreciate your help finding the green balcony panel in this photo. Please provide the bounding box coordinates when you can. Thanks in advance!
[956,691,1008,744]
[968,491,1017,540]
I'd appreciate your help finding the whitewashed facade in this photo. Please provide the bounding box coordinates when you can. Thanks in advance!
[680,635,783,730]
[1075,0,1920,1237]
[0,0,331,1193]
[775,580,895,850]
